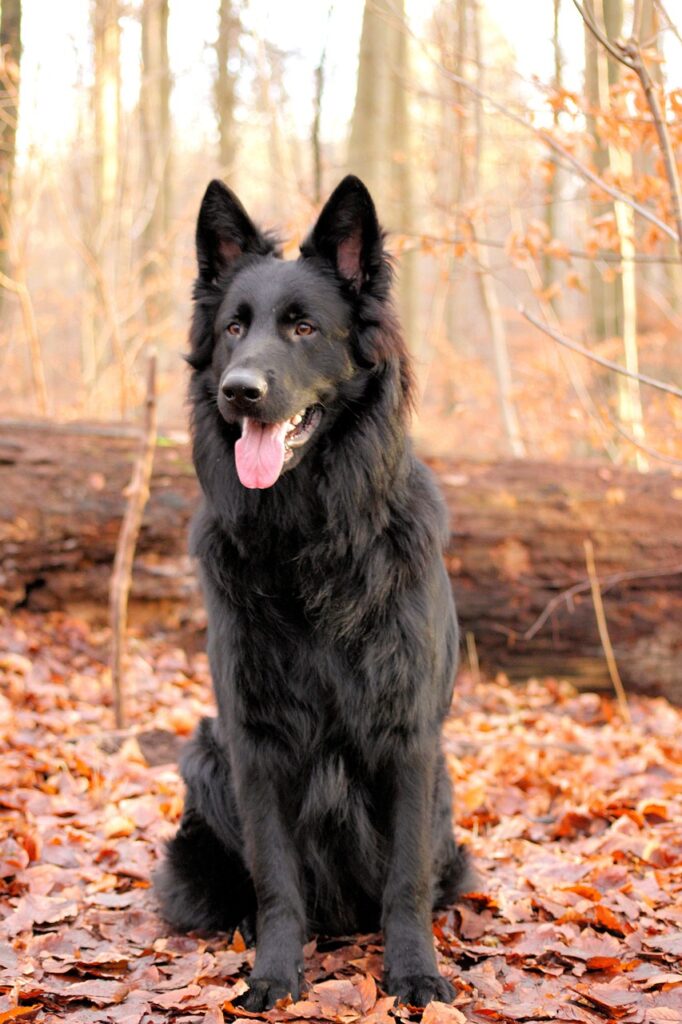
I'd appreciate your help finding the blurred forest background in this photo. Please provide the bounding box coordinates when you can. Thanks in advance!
[1,0,681,467]
[4,8,682,1021]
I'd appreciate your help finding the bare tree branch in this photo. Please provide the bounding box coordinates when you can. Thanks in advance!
[509,205,618,462]
[601,404,682,467]
[520,306,682,400]
[574,0,682,256]
[109,353,158,729]
[626,44,682,257]
[0,268,48,415]
[524,562,682,641]
[654,0,682,47]
[572,0,636,68]
[401,230,682,264]
[397,6,679,244]
[584,538,631,722]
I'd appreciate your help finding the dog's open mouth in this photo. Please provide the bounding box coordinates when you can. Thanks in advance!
[234,405,322,489]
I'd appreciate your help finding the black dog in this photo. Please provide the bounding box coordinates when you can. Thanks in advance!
[155,175,470,1010]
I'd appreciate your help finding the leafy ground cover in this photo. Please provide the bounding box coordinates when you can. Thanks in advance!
[1,611,681,1023]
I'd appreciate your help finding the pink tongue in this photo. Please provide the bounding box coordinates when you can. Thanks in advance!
[234,418,289,489]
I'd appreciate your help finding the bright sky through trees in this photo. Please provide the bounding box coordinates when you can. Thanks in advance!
[15,0,622,160]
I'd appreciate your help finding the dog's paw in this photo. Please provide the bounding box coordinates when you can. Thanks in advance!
[385,972,455,1007]
[238,976,299,1011]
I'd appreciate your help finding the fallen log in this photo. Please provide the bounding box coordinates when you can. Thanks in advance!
[1,421,680,701]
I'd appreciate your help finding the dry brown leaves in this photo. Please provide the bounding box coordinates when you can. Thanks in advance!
[1,610,681,1024]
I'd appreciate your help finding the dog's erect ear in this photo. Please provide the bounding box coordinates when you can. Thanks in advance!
[196,180,270,282]
[302,175,382,289]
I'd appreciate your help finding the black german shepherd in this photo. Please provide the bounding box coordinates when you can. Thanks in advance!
[155,175,470,1010]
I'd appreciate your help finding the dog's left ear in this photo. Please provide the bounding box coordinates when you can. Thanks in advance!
[301,175,382,290]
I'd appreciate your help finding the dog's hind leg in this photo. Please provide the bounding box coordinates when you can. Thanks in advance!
[434,836,473,908]
[432,756,474,908]
[154,717,256,935]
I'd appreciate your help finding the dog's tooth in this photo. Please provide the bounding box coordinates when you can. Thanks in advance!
[291,414,302,425]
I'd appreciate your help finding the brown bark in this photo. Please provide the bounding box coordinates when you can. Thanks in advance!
[0,423,680,702]
[579,0,647,466]
[109,355,157,728]
[349,0,416,350]
[93,0,120,214]
[583,0,622,343]
[214,0,240,173]
[140,0,172,332]
[90,0,125,417]
[0,0,21,294]
[311,51,325,205]
[544,0,562,306]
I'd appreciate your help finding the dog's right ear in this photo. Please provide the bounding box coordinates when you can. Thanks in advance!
[195,180,271,282]
[301,175,384,291]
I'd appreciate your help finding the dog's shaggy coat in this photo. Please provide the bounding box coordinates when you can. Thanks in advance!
[155,176,470,1010]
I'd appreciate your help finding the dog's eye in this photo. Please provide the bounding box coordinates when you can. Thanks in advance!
[294,322,315,337]
[226,322,243,338]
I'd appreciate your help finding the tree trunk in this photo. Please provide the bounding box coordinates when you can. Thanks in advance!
[543,0,562,312]
[349,0,416,351]
[0,423,680,702]
[93,0,120,216]
[311,56,324,204]
[256,41,291,210]
[348,0,391,196]
[0,0,21,300]
[140,0,172,335]
[90,0,125,416]
[584,0,622,344]
[470,3,525,458]
[583,0,646,468]
[434,0,468,354]
[214,0,239,174]
[473,238,526,458]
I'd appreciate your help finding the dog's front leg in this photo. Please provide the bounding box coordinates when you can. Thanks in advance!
[382,750,455,1007]
[236,754,305,1012]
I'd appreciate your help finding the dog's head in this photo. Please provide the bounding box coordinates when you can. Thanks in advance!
[189,175,410,490]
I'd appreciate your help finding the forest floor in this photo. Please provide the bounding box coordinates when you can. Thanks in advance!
[1,610,681,1024]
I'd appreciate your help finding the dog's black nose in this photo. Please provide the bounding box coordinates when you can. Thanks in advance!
[221,370,268,405]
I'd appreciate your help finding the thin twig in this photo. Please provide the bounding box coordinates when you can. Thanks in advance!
[524,563,682,640]
[583,539,631,722]
[396,8,679,245]
[465,631,481,685]
[574,0,682,256]
[654,0,682,47]
[573,0,635,67]
[49,179,129,415]
[520,307,682,400]
[632,0,644,42]
[509,207,618,463]
[109,353,158,729]
[472,221,526,458]
[627,45,682,257]
[601,405,682,467]
[401,230,682,264]
[0,269,48,415]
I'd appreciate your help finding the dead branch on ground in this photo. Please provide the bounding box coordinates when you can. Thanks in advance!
[584,538,631,722]
[109,353,158,729]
